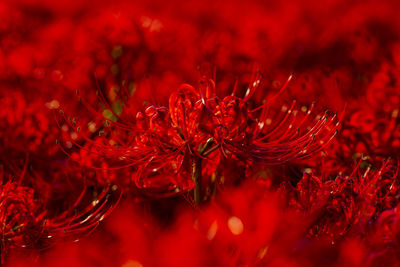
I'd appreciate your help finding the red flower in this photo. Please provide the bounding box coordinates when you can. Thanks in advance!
[67,72,339,203]
[281,160,399,242]
[0,160,121,263]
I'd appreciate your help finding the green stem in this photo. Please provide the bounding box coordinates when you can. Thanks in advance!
[192,156,202,205]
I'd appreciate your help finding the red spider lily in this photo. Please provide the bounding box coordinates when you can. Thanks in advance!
[305,100,400,180]
[0,179,44,264]
[197,73,340,164]
[0,160,122,263]
[281,159,400,242]
[63,72,340,204]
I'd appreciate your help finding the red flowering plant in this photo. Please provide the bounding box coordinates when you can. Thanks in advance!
[0,175,43,264]
[1,0,400,265]
[280,159,400,243]
[302,63,400,181]
[0,114,122,264]
[60,71,340,204]
[0,159,122,263]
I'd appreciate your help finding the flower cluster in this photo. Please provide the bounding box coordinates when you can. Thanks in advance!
[61,73,339,204]
[1,0,400,266]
